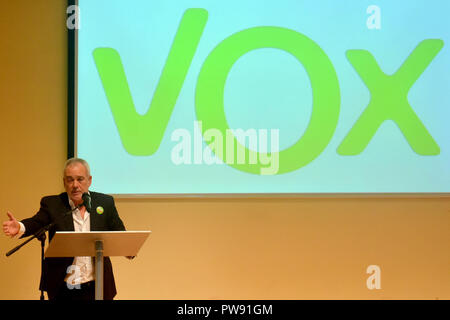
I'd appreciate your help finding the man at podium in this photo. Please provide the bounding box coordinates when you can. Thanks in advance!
[2,158,127,300]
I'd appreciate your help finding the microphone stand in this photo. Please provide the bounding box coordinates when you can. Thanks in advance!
[5,204,83,300]
[37,231,46,300]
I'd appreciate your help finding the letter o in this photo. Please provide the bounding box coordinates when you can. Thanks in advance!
[195,26,340,174]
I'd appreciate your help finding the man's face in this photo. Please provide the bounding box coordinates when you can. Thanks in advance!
[63,163,92,205]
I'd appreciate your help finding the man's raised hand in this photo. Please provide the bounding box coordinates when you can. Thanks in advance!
[2,212,19,237]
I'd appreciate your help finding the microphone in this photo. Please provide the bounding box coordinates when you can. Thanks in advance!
[82,192,92,212]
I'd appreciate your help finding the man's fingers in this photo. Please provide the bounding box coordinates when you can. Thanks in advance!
[3,221,12,230]
[3,220,18,237]
[3,223,11,236]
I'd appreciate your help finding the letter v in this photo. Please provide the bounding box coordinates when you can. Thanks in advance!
[338,39,443,155]
[93,9,208,155]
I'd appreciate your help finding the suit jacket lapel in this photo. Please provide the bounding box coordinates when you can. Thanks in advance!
[89,192,98,231]
[59,192,75,231]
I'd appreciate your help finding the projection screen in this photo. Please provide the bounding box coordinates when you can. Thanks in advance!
[70,0,450,195]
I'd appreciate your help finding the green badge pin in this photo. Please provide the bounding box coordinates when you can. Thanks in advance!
[96,206,104,215]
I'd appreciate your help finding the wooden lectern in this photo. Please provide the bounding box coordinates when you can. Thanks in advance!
[45,231,151,300]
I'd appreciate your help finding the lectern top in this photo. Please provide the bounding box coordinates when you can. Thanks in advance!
[44,231,151,257]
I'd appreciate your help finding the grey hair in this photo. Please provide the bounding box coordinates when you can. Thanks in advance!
[63,157,91,177]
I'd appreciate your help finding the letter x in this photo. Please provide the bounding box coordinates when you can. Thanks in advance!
[338,39,443,155]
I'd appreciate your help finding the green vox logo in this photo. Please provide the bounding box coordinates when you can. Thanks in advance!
[93,8,443,175]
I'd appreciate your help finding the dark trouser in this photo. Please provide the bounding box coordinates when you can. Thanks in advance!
[53,281,95,300]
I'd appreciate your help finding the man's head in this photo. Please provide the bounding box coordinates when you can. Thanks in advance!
[63,158,92,205]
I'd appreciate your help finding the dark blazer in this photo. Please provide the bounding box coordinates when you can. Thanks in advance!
[21,191,126,300]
